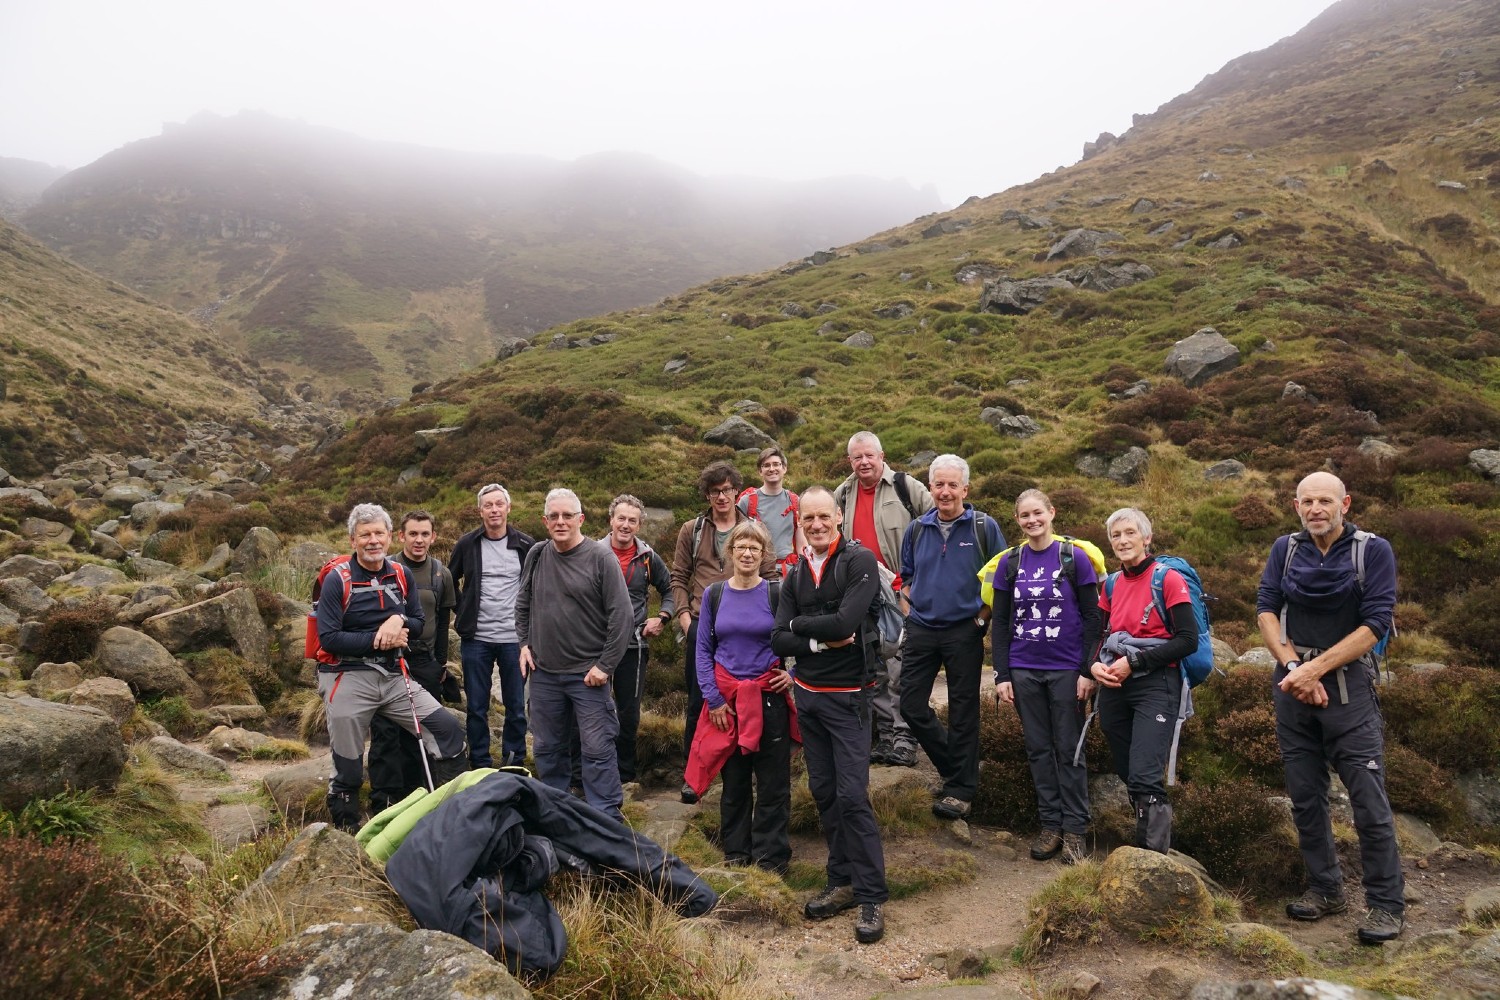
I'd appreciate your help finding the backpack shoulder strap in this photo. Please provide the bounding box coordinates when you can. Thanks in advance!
[691,513,709,555]
[738,487,758,519]
[787,490,799,516]
[767,579,781,615]
[1148,562,1172,628]
[331,559,355,610]
[972,511,992,564]
[1059,539,1078,587]
[892,471,918,520]
[1000,545,1022,587]
[706,580,725,645]
[1350,529,1371,588]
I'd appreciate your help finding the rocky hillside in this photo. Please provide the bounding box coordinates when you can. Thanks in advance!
[281,0,1500,658]
[0,218,339,477]
[18,111,942,401]
[0,156,66,219]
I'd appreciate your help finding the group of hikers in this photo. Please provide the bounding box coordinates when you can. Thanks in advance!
[314,430,1405,947]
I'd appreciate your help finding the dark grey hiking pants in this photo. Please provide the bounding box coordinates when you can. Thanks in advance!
[1097,666,1180,802]
[1013,668,1091,835]
[795,685,888,904]
[1274,660,1405,914]
[318,667,466,799]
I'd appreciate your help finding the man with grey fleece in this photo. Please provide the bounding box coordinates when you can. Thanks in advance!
[517,488,633,819]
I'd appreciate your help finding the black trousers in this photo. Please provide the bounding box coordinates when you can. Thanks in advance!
[796,685,888,903]
[899,619,985,801]
[682,618,703,762]
[569,645,649,786]
[368,651,445,811]
[1012,668,1091,834]
[719,690,792,871]
[1096,666,1180,801]
[1274,661,1404,914]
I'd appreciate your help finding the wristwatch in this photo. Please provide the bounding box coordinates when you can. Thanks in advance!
[1281,658,1302,671]
[973,616,987,629]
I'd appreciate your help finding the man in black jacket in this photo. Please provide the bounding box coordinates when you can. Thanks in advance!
[449,484,536,769]
[771,486,888,944]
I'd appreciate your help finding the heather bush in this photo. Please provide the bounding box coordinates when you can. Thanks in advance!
[34,595,118,663]
[1383,742,1465,827]
[1370,507,1498,598]
[0,834,276,1000]
[1171,777,1302,894]
[1211,706,1283,781]
[1380,665,1500,772]
[1436,587,1500,661]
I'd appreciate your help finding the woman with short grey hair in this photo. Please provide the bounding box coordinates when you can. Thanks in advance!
[1089,507,1198,853]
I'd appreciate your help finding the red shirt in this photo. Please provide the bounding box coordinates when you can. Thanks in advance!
[1098,564,1190,640]
[611,541,636,582]
[851,483,885,568]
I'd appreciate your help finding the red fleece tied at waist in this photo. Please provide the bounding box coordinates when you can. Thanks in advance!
[683,665,800,796]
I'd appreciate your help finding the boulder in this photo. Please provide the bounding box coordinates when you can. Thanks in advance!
[19,517,72,545]
[143,587,270,668]
[284,541,341,574]
[119,595,178,625]
[68,677,136,725]
[1166,327,1241,387]
[147,735,231,777]
[90,531,127,560]
[703,416,777,451]
[1046,228,1123,261]
[1108,447,1150,485]
[1464,886,1500,924]
[1061,261,1155,292]
[0,554,65,588]
[0,696,126,810]
[93,626,198,698]
[413,426,461,452]
[843,331,876,349]
[1457,771,1500,828]
[0,577,55,618]
[1357,437,1398,464]
[101,484,155,509]
[205,725,272,758]
[1469,448,1500,481]
[1237,648,1278,669]
[978,276,1074,314]
[234,824,404,934]
[1098,847,1213,935]
[0,486,56,512]
[980,408,1042,438]
[129,500,183,527]
[230,526,281,576]
[127,555,183,580]
[663,358,689,374]
[30,660,85,696]
[57,564,129,590]
[1394,812,1442,854]
[206,801,273,850]
[263,752,333,820]
[495,336,531,361]
[205,704,269,727]
[224,921,529,1000]
[1203,459,1245,481]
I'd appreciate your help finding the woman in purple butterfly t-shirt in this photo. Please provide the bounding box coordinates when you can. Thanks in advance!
[990,489,1102,866]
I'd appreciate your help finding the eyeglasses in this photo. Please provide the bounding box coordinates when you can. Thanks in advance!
[731,544,763,554]
[542,511,581,522]
[706,487,736,498]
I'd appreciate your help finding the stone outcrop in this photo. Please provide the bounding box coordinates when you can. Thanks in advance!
[0,695,126,810]
[148,735,232,777]
[67,677,136,724]
[1046,228,1123,260]
[230,526,281,575]
[93,626,198,698]
[0,554,65,587]
[263,752,333,820]
[1166,327,1241,387]
[226,922,529,1000]
[1076,447,1150,485]
[234,824,404,937]
[703,416,777,451]
[143,586,270,667]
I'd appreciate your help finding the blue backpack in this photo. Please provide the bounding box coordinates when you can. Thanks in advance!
[1104,555,1216,687]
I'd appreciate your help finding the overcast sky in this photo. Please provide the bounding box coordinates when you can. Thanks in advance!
[2,0,1334,207]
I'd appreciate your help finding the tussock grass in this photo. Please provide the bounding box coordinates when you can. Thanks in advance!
[1228,925,1310,977]
[1017,862,1106,963]
[536,873,773,1000]
[246,738,310,761]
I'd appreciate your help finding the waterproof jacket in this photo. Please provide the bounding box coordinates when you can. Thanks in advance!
[832,465,933,572]
[385,771,717,978]
[448,524,536,640]
[597,533,675,642]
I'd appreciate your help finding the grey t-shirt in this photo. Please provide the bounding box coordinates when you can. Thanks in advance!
[739,488,796,559]
[474,536,521,643]
[515,538,632,675]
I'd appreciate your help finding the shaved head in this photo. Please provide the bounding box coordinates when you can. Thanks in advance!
[1296,471,1346,500]
[1293,471,1351,544]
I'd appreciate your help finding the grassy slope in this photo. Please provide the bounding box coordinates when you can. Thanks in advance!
[281,0,1500,650]
[0,219,280,475]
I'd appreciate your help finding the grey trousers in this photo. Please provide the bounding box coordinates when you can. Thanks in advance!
[317,667,466,798]
[870,636,916,749]
[1274,660,1405,914]
[1012,668,1091,834]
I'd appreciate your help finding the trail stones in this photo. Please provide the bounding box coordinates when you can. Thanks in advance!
[703,416,777,450]
[1166,327,1241,387]
[94,626,198,698]
[1098,847,1213,935]
[1190,981,1393,1000]
[0,696,126,810]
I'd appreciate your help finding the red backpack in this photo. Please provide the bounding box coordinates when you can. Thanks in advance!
[304,555,410,665]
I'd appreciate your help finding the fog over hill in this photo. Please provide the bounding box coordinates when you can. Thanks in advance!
[0,156,67,218]
[18,112,942,400]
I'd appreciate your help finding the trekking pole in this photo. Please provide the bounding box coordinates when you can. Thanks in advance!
[397,653,437,792]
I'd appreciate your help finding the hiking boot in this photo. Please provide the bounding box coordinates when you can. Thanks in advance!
[870,739,894,765]
[1060,832,1091,866]
[804,884,857,921]
[1357,907,1404,945]
[1286,889,1348,921]
[680,782,699,805]
[1029,829,1064,861]
[854,902,885,944]
[932,796,971,820]
[327,790,361,832]
[885,743,917,768]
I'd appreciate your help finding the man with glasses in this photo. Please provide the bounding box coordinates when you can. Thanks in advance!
[671,460,778,802]
[449,484,535,769]
[516,489,633,818]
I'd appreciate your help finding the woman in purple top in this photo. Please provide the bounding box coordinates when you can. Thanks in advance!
[694,520,793,873]
[990,489,1102,866]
